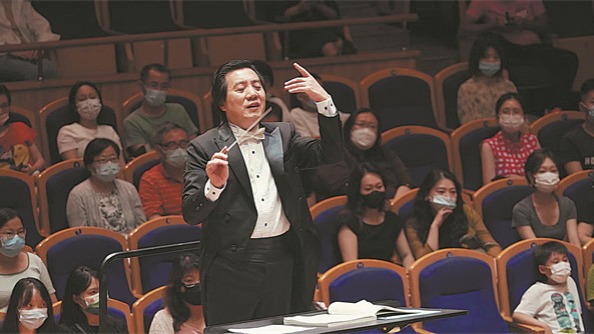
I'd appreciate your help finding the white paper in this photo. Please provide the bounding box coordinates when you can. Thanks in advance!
[228,324,314,334]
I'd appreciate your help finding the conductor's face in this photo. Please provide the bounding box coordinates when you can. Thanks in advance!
[221,68,266,129]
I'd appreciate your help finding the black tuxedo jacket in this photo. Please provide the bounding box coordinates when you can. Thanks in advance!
[182,114,343,312]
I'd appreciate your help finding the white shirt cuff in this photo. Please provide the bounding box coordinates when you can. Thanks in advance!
[315,98,337,117]
[204,179,225,202]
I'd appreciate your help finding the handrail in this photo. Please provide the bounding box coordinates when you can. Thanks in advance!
[98,240,201,333]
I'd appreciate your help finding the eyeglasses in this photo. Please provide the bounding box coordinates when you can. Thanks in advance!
[93,156,119,165]
[159,140,189,150]
[1,229,26,239]
[354,121,377,130]
[182,281,200,289]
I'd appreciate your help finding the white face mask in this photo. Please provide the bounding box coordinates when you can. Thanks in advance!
[19,308,48,330]
[430,194,457,211]
[95,161,120,183]
[76,98,102,121]
[165,148,188,168]
[350,128,377,150]
[549,261,571,284]
[0,112,8,125]
[499,114,524,132]
[534,172,560,193]
[144,88,167,108]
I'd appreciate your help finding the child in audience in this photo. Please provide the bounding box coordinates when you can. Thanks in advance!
[337,163,414,268]
[0,277,56,334]
[513,241,584,333]
[149,253,204,334]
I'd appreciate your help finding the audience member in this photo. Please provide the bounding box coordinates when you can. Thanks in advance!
[251,59,290,121]
[513,241,584,333]
[0,84,44,174]
[337,164,413,269]
[405,169,501,259]
[481,92,540,185]
[0,0,59,81]
[66,138,145,234]
[0,208,56,312]
[287,72,349,138]
[313,108,411,201]
[139,122,188,220]
[457,33,517,124]
[124,63,198,158]
[577,188,594,247]
[58,266,127,333]
[0,277,56,334]
[57,81,123,161]
[461,0,578,110]
[512,149,580,246]
[559,78,594,174]
[149,253,204,334]
[282,1,352,58]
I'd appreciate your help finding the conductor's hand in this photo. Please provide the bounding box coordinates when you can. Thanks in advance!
[284,63,330,102]
[206,148,228,189]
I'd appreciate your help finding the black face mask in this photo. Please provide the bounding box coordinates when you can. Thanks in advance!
[182,283,202,306]
[362,191,386,209]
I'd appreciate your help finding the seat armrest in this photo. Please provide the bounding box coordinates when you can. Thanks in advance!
[503,315,545,333]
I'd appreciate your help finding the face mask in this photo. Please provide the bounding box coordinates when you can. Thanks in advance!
[95,161,120,183]
[534,172,560,193]
[548,261,571,284]
[587,108,594,122]
[76,98,102,121]
[479,61,501,77]
[0,235,25,257]
[144,88,167,108]
[165,148,188,168]
[0,112,8,126]
[350,128,377,150]
[183,283,202,306]
[430,195,457,211]
[361,191,386,210]
[499,114,524,132]
[19,308,48,330]
[80,292,100,315]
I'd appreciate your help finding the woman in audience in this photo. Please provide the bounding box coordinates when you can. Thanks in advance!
[481,92,540,185]
[57,81,123,161]
[512,148,580,247]
[0,277,56,334]
[313,108,411,202]
[0,208,56,312]
[457,33,517,124]
[149,253,204,334]
[337,164,414,269]
[66,138,145,234]
[405,169,502,259]
[58,266,127,333]
[0,84,45,174]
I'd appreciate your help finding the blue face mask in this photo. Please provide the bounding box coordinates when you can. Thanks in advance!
[479,61,501,77]
[1,235,25,257]
[95,161,120,183]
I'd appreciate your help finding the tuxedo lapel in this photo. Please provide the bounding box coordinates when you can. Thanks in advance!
[263,127,284,178]
[215,124,253,201]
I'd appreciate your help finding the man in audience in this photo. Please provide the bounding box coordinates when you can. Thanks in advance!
[559,79,594,174]
[139,122,188,220]
[124,63,198,158]
[0,0,59,81]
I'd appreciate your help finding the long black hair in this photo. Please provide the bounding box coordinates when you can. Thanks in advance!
[165,253,200,332]
[0,277,56,333]
[407,169,468,248]
[59,266,97,327]
[346,163,388,216]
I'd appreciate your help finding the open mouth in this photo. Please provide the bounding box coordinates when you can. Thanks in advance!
[247,102,260,110]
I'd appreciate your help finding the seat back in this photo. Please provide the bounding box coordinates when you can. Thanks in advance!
[39,98,118,164]
[128,216,201,295]
[474,178,533,249]
[409,248,508,333]
[320,74,360,114]
[557,170,593,226]
[361,68,439,131]
[310,196,347,274]
[434,62,471,129]
[0,169,44,247]
[121,89,206,134]
[36,227,137,306]
[450,118,500,190]
[318,259,409,308]
[529,111,585,163]
[381,126,453,187]
[390,188,419,223]
[132,286,166,334]
[38,159,89,234]
[123,151,160,189]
